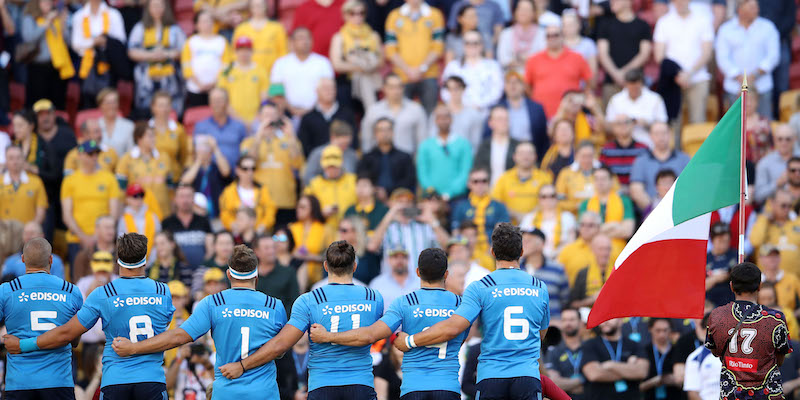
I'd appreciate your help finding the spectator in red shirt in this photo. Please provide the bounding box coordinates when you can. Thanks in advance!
[292,0,345,57]
[524,23,592,119]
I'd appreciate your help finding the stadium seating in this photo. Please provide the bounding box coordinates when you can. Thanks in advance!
[183,106,213,136]
[681,122,716,157]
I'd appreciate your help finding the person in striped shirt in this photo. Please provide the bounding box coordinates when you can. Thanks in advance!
[520,228,569,320]
[599,113,648,187]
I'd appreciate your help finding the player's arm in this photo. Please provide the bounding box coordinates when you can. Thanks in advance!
[112,328,194,356]
[4,316,88,354]
[220,324,305,379]
[310,321,393,347]
[394,315,470,351]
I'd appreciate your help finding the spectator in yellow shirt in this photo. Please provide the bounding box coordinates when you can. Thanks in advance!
[289,194,330,290]
[304,145,358,232]
[0,146,48,224]
[219,155,277,233]
[240,102,304,226]
[491,142,553,222]
[64,119,118,176]
[232,0,287,78]
[217,35,269,124]
[116,123,173,216]
[760,244,800,320]
[555,140,598,214]
[558,211,621,284]
[749,189,800,277]
[61,140,121,265]
[150,91,191,178]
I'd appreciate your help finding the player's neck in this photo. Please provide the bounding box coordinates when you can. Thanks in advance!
[231,281,255,290]
[119,267,146,278]
[24,267,49,275]
[495,260,520,270]
[328,273,353,284]
[735,293,758,303]
[420,280,445,289]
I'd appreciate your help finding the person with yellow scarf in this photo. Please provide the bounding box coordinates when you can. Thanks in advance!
[578,165,635,252]
[519,184,576,260]
[21,0,74,110]
[551,90,605,147]
[116,124,173,216]
[150,91,191,178]
[117,184,161,257]
[540,119,575,178]
[452,168,511,257]
[329,0,382,108]
[569,234,615,308]
[127,0,186,114]
[218,156,277,233]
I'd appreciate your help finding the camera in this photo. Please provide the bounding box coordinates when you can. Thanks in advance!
[269,119,284,128]
[402,207,420,219]
[190,343,208,356]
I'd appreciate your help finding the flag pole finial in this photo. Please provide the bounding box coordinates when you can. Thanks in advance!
[742,73,748,92]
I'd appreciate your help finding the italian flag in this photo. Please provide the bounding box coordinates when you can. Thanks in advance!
[587,98,743,328]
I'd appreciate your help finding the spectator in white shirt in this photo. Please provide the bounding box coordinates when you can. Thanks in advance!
[180,11,229,108]
[654,0,714,124]
[270,27,334,117]
[368,246,420,311]
[605,69,668,148]
[440,30,503,112]
[360,74,427,154]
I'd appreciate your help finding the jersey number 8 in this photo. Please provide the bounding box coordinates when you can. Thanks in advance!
[129,315,155,342]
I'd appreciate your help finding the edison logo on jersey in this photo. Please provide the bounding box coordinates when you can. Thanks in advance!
[114,296,164,307]
[493,287,540,298]
[412,307,455,318]
[220,307,271,319]
[322,303,373,315]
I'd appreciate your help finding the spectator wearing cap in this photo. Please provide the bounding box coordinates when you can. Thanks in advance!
[0,146,48,225]
[604,69,668,148]
[304,145,358,232]
[491,142,553,223]
[383,0,444,115]
[474,105,520,187]
[599,114,648,187]
[116,123,172,216]
[76,250,118,354]
[761,244,800,318]
[127,0,186,116]
[270,27,335,117]
[2,222,65,279]
[194,87,248,168]
[181,10,231,108]
[61,139,121,266]
[180,132,231,219]
[71,216,117,280]
[117,183,162,256]
[524,24,592,119]
[65,119,118,176]
[218,155,277,233]
[496,0,544,73]
[750,189,800,277]
[253,234,299,315]
[417,104,473,201]
[357,117,416,199]
[298,78,357,159]
[232,0,288,81]
[653,0,715,125]
[162,184,214,268]
[369,246,419,311]
[304,119,358,186]
[520,184,576,259]
[146,231,194,291]
[369,187,449,274]
[194,266,227,304]
[440,30,503,112]
[360,74,427,154]
[344,173,389,233]
[217,35,269,124]
[520,227,569,319]
[755,124,798,204]
[240,102,303,225]
[488,71,548,161]
[706,222,736,307]
[451,167,510,255]
[629,122,690,211]
[579,166,635,252]
[717,0,780,117]
[596,0,652,104]
[437,75,484,149]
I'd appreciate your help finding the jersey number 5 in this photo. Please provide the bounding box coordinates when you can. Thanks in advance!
[503,306,530,341]
[129,315,155,342]
[728,328,757,355]
[30,311,57,331]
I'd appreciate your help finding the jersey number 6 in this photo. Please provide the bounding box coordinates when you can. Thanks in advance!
[503,306,530,341]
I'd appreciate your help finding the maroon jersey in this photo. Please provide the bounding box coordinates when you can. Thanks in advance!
[706,301,792,400]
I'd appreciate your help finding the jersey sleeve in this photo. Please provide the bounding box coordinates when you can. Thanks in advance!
[71,289,84,316]
[274,299,288,328]
[0,284,8,322]
[375,291,384,320]
[180,297,213,340]
[774,316,792,355]
[538,291,551,331]
[379,296,404,332]
[287,294,311,333]
[76,288,104,330]
[454,281,483,323]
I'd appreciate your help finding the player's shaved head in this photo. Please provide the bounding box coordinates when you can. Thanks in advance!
[22,237,52,270]
[117,233,148,264]
[229,244,257,275]
[418,248,448,282]
[325,240,356,276]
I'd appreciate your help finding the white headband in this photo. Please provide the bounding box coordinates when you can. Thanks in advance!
[228,267,257,280]
[118,257,146,269]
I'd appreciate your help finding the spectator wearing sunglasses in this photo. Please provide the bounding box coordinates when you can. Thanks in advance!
[451,167,510,256]
[755,124,798,204]
[117,183,162,257]
[218,155,277,233]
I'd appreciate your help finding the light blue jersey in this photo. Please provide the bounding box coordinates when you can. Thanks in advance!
[76,277,175,387]
[380,287,468,396]
[454,268,550,383]
[288,283,384,391]
[181,288,286,400]
[0,273,82,390]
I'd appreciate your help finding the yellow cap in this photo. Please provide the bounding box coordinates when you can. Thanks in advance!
[320,145,343,168]
[203,268,225,282]
[32,99,54,112]
[168,280,188,297]
[90,251,114,273]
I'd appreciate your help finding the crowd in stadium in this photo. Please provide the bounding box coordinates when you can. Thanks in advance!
[0,0,799,397]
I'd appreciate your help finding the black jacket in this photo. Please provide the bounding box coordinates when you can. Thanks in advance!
[474,138,520,177]
[296,105,356,158]
[357,147,416,193]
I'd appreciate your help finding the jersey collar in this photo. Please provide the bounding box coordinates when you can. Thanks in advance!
[420,287,446,291]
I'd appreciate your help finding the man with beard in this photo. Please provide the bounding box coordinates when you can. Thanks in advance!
[782,156,800,209]
[581,317,649,400]
[544,308,586,400]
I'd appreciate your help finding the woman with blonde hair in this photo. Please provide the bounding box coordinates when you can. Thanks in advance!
[520,183,576,259]
[328,0,382,108]
[96,88,135,156]
[497,0,544,72]
[21,0,73,109]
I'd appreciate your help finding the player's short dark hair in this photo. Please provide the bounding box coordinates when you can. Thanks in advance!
[491,223,523,262]
[730,262,761,294]
[229,244,257,274]
[647,317,671,330]
[418,248,448,282]
[325,240,356,276]
[117,233,148,264]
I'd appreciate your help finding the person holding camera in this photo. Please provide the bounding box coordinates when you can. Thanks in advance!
[167,342,215,400]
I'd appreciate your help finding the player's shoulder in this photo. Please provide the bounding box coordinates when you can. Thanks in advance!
[758,304,788,324]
